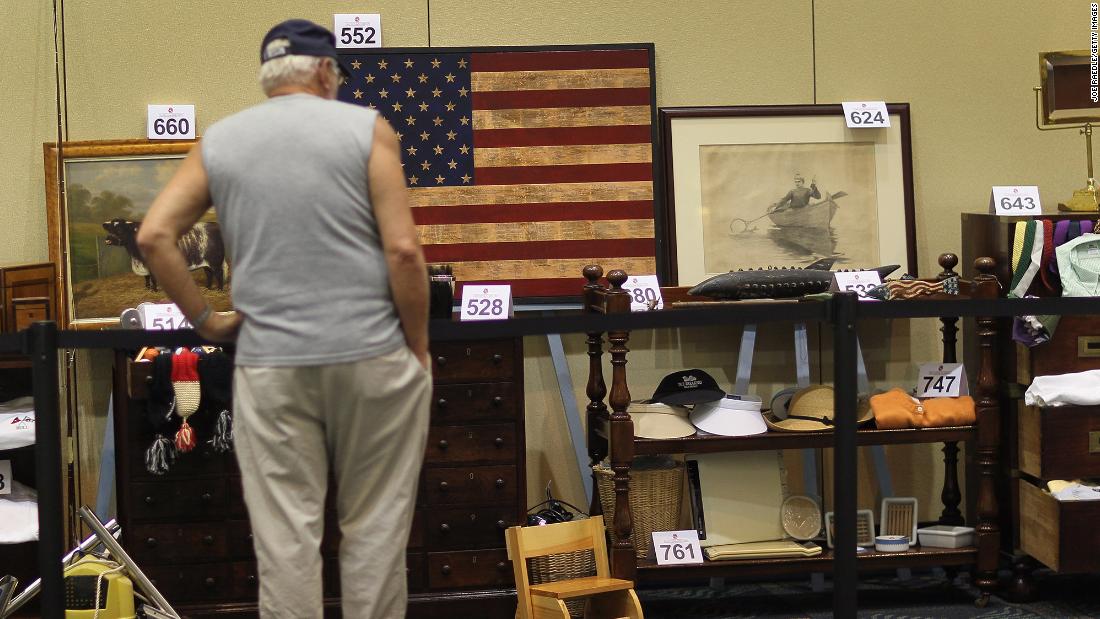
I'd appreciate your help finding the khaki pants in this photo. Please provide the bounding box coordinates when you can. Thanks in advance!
[233,347,431,619]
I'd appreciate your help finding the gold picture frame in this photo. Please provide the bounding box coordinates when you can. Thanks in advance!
[43,139,228,329]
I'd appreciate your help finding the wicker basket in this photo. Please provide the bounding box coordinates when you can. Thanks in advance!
[593,461,683,559]
[526,533,597,618]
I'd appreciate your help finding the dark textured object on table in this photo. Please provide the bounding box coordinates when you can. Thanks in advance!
[687,258,900,300]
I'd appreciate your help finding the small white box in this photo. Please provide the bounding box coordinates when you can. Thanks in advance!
[916,525,975,548]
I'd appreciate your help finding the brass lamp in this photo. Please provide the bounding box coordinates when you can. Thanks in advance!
[1035,50,1100,212]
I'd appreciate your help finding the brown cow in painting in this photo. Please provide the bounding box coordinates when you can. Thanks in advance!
[102,218,228,291]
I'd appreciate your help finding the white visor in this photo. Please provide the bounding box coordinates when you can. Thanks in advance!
[690,395,767,437]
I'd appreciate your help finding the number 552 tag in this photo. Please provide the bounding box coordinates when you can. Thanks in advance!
[651,530,703,565]
[460,285,513,321]
[915,362,968,397]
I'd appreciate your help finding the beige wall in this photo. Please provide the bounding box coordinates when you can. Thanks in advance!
[3,2,1092,523]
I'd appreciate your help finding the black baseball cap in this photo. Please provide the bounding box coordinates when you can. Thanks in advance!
[651,369,726,406]
[260,19,351,78]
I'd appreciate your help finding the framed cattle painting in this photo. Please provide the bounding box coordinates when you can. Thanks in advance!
[43,139,230,328]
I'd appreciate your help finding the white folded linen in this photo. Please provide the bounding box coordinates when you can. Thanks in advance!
[0,480,38,543]
[0,397,35,450]
[1024,370,1100,407]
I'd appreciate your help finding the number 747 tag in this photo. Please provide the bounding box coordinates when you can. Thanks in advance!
[914,362,968,398]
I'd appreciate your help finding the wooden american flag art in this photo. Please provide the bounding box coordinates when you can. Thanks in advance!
[337,44,660,299]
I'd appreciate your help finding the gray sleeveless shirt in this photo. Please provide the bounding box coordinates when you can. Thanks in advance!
[202,94,404,366]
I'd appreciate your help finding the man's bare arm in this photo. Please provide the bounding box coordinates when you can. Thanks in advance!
[369,117,430,367]
[137,147,241,341]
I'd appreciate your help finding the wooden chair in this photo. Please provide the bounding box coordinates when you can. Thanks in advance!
[505,518,643,619]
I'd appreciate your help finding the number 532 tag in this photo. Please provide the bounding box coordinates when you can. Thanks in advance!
[830,270,883,299]
[459,285,513,321]
[915,362,968,398]
[651,530,703,565]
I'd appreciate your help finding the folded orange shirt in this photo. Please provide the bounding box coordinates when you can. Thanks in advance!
[869,388,976,429]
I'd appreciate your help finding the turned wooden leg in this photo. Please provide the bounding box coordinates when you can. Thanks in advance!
[1000,554,1039,603]
[939,441,964,526]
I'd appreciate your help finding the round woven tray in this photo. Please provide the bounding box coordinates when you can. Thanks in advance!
[593,463,684,559]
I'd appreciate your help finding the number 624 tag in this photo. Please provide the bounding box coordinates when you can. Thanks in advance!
[914,362,968,398]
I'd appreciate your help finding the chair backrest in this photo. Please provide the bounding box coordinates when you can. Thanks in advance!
[506,518,610,619]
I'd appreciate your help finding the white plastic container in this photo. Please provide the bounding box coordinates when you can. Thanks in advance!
[916,525,975,549]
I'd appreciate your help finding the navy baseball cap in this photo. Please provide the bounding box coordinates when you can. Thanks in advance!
[260,19,351,78]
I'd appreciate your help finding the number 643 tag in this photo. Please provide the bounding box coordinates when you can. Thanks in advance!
[459,284,513,321]
[914,362,968,398]
[651,530,703,565]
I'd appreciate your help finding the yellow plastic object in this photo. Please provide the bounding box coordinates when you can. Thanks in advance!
[63,556,136,619]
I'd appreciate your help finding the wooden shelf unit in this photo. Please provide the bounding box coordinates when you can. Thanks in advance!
[579,255,1003,605]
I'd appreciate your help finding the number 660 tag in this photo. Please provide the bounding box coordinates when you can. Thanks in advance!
[459,285,513,321]
[915,362,968,398]
[651,530,703,565]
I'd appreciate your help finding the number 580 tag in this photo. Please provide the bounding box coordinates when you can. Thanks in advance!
[459,285,513,321]
[651,530,703,565]
[915,362,968,398]
[621,275,664,311]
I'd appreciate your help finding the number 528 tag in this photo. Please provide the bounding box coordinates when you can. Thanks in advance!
[459,284,513,321]
[915,362,968,397]
[651,530,703,565]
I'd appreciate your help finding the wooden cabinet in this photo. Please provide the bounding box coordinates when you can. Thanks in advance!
[114,337,525,618]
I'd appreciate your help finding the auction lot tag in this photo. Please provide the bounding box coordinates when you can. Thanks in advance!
[0,460,11,495]
[460,285,512,321]
[915,362,968,397]
[333,14,381,48]
[652,530,703,565]
[989,186,1042,215]
[622,275,664,311]
[138,303,192,330]
[147,105,196,140]
[842,101,890,128]
[830,271,883,299]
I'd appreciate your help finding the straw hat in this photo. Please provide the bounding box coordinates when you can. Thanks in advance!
[626,401,696,439]
[763,385,873,432]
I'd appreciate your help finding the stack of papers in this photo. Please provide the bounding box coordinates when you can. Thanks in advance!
[704,540,821,561]
[1048,479,1100,501]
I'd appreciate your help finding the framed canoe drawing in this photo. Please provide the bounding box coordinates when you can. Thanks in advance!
[659,104,916,287]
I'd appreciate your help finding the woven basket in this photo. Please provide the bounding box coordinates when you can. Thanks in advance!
[527,539,597,618]
[594,462,683,559]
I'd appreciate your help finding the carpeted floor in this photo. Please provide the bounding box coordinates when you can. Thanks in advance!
[637,571,1100,618]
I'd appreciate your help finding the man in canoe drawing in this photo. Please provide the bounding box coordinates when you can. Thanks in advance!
[773,173,820,211]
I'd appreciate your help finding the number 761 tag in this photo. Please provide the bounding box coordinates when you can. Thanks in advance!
[651,530,703,565]
[459,284,513,321]
[915,362,968,398]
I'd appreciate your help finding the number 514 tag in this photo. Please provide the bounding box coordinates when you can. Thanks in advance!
[915,362,968,398]
[459,285,513,321]
[651,530,703,565]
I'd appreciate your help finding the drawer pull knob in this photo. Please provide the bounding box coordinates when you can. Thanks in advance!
[497,561,507,571]
[497,519,507,529]
[203,535,214,545]
[144,496,155,505]
[248,533,254,543]
[494,437,505,448]
[495,478,505,488]
[146,537,157,548]
[201,493,212,503]
[145,375,154,385]
[204,577,216,588]
[438,439,449,450]
[441,564,452,575]
[438,481,449,491]
[491,396,503,407]
[437,398,448,409]
[439,523,451,533]
[247,575,257,586]
[491,354,503,364]
[436,356,447,366]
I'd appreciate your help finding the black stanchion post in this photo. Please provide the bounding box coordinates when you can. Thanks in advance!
[832,292,859,619]
[29,321,64,619]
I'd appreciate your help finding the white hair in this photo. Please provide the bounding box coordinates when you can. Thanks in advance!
[258,39,337,95]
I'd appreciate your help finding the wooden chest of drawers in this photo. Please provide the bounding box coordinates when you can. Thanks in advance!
[114,337,524,618]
